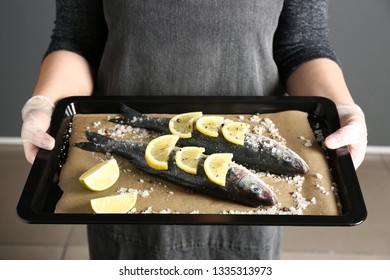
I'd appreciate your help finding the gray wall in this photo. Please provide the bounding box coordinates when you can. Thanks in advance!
[328,0,390,147]
[0,0,389,146]
[0,0,55,136]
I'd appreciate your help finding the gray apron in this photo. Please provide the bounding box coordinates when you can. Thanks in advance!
[89,0,284,260]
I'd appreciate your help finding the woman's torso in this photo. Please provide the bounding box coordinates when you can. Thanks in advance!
[96,0,284,96]
[90,0,284,259]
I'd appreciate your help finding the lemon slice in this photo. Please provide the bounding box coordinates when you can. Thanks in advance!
[175,146,205,175]
[169,112,203,138]
[90,192,138,214]
[195,116,224,137]
[221,121,251,145]
[204,153,233,186]
[79,158,120,191]
[145,135,180,170]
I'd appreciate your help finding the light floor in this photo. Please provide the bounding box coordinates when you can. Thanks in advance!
[0,145,389,260]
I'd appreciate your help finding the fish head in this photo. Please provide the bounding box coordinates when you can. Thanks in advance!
[226,163,278,207]
[256,136,310,175]
[279,147,310,175]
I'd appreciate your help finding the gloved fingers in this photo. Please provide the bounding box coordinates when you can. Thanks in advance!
[324,123,366,148]
[22,127,55,150]
[21,96,56,164]
[21,109,55,163]
[324,124,367,169]
[21,127,55,164]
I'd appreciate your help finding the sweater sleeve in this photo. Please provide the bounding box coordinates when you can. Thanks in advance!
[273,0,339,84]
[45,0,108,75]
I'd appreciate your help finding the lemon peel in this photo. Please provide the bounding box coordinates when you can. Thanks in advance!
[175,146,205,175]
[221,121,251,145]
[195,116,224,137]
[79,158,120,191]
[169,112,203,138]
[145,135,180,170]
[204,153,233,187]
[90,192,137,214]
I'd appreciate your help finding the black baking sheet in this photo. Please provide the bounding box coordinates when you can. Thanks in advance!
[17,96,367,225]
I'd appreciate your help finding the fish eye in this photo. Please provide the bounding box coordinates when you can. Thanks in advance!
[283,154,292,162]
[250,185,261,194]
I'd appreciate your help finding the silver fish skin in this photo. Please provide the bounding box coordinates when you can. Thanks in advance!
[74,132,278,207]
[110,104,309,175]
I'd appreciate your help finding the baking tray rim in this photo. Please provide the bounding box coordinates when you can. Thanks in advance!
[16,95,367,226]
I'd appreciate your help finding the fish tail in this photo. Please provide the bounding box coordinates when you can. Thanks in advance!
[120,103,143,118]
[73,132,115,153]
[75,131,146,161]
[114,103,171,134]
[109,104,143,124]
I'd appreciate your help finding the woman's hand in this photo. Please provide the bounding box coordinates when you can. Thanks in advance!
[324,104,367,169]
[21,96,55,164]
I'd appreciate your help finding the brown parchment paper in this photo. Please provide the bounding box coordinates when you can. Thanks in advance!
[55,111,340,215]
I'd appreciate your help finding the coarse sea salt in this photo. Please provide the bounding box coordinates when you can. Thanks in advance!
[249,114,261,123]
[117,187,153,198]
[291,191,312,210]
[304,140,312,147]
[93,121,101,127]
[140,207,186,214]
[314,127,325,142]
[95,119,153,140]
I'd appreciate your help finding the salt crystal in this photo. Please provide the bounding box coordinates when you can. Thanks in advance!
[304,140,312,147]
[249,115,261,123]
[93,121,101,127]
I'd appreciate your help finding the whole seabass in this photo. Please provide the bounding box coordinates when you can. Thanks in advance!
[75,132,278,207]
[110,104,309,175]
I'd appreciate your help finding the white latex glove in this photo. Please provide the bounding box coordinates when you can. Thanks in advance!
[324,104,367,169]
[21,95,55,163]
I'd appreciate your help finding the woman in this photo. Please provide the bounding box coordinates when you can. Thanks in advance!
[21,0,367,259]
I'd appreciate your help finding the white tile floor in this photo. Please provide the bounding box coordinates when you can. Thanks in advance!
[0,145,389,260]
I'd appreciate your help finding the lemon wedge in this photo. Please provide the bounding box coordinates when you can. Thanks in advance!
[204,153,233,186]
[79,158,120,191]
[169,112,203,138]
[90,192,138,214]
[145,135,180,170]
[195,116,224,137]
[221,121,251,145]
[175,146,205,175]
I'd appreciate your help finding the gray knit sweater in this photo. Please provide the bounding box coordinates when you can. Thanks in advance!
[47,0,338,96]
